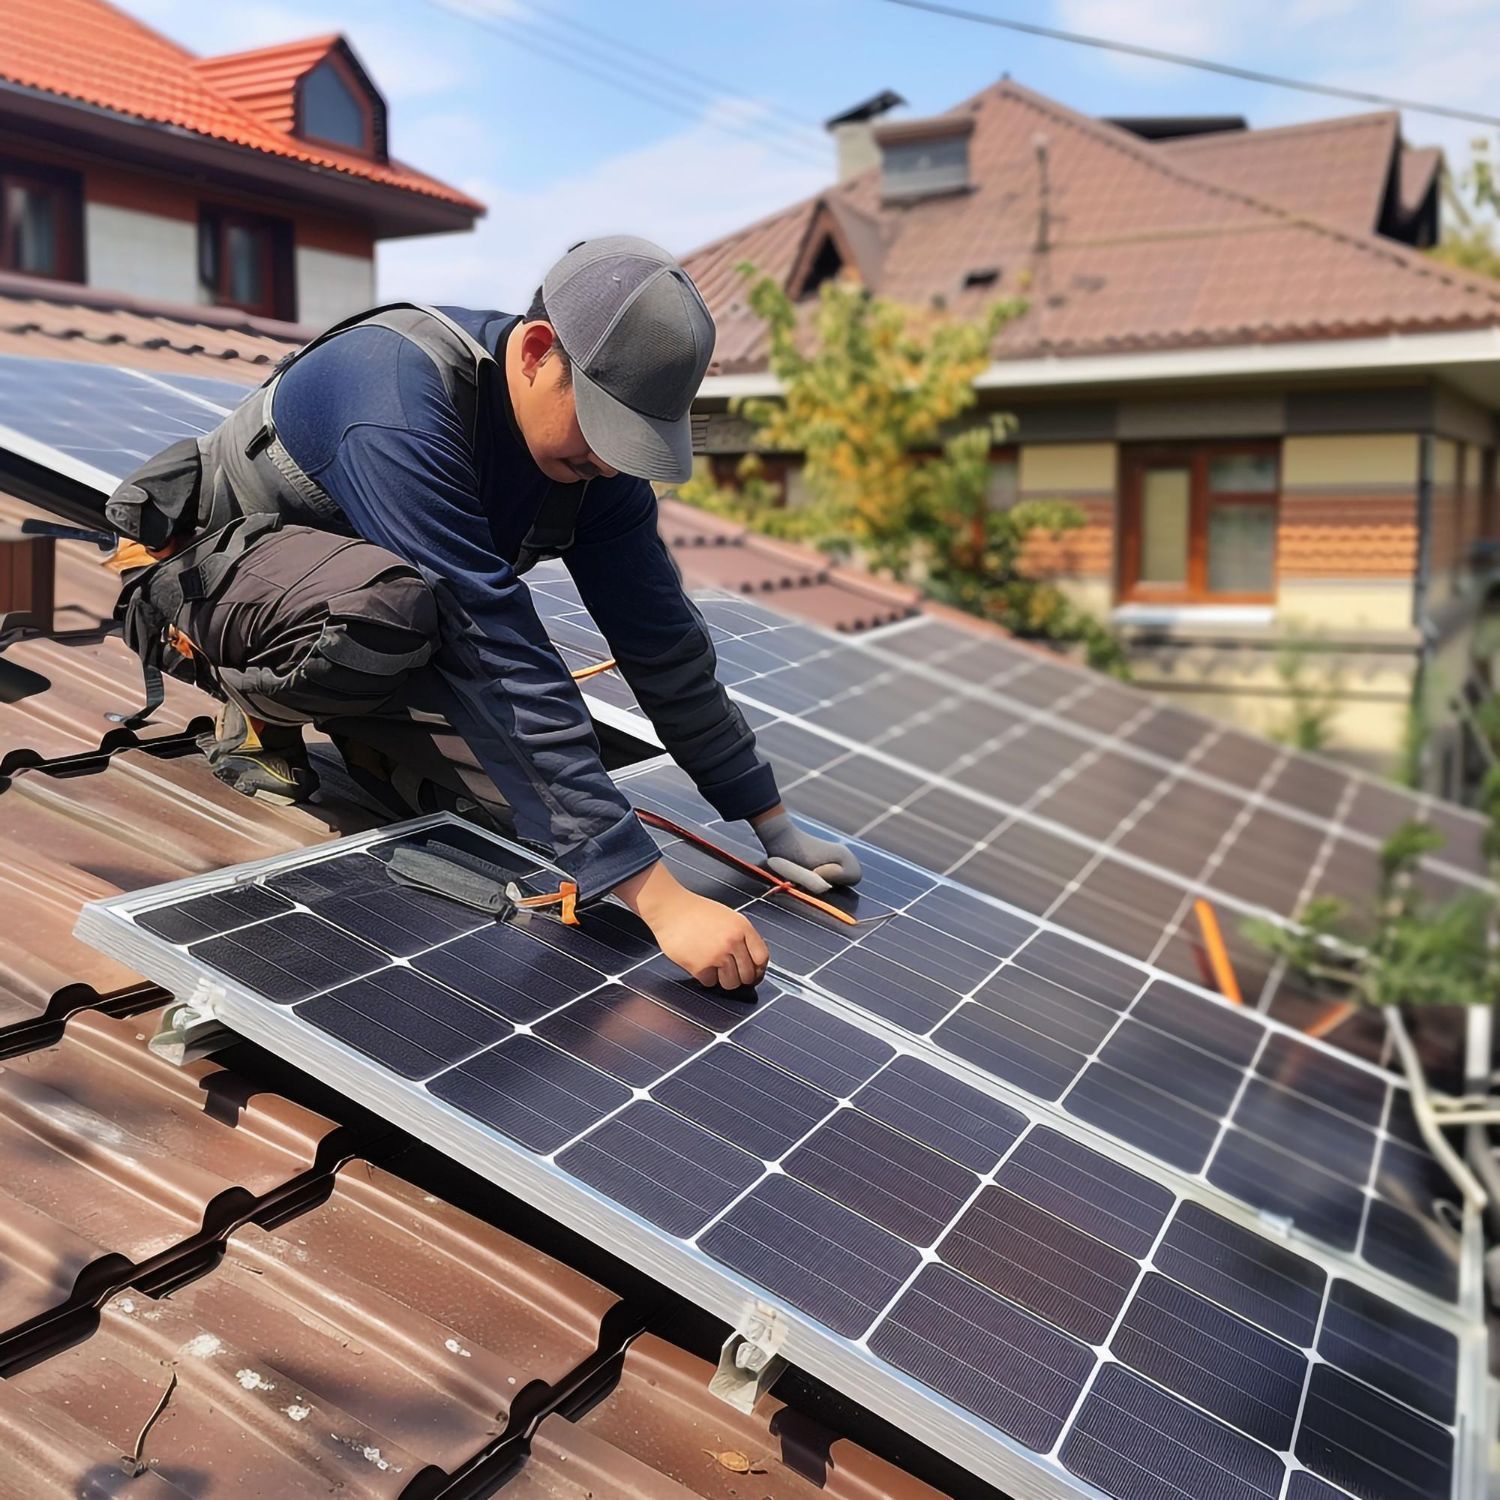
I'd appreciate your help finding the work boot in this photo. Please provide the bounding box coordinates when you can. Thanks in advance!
[200,703,319,806]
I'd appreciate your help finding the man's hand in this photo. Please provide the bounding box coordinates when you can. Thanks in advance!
[614,861,770,989]
[751,805,862,896]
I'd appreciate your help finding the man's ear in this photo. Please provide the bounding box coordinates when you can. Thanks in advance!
[518,321,559,384]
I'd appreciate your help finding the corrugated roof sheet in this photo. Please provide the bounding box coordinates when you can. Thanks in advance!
[686,81,1499,372]
[0,0,482,213]
[0,1004,342,1342]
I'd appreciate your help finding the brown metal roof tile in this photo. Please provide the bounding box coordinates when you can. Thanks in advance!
[0,1005,341,1336]
[164,1161,622,1465]
[6,1290,436,1499]
[0,1158,623,1497]
[0,1376,198,1498]
[557,1334,946,1499]
[502,1415,702,1498]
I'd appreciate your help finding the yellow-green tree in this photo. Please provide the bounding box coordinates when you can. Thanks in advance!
[1429,137,1500,281]
[679,264,1124,672]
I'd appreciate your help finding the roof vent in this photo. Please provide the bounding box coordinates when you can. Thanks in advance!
[963,266,999,289]
[875,115,974,204]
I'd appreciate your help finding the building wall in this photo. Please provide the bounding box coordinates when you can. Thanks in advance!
[3,136,377,323]
[83,200,199,307]
[294,244,377,327]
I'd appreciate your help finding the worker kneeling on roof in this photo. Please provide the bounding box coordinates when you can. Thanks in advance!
[106,236,860,989]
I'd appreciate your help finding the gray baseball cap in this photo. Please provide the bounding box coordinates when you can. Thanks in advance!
[542,235,715,484]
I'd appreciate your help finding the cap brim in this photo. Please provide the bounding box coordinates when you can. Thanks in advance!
[572,364,693,484]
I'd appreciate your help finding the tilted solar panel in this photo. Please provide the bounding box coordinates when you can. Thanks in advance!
[77,804,1486,1500]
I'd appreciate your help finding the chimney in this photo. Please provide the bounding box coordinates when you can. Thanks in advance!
[824,89,906,184]
[875,114,974,203]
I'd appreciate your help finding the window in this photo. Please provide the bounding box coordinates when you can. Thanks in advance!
[198,207,293,320]
[1120,443,1279,603]
[295,52,383,159]
[0,162,82,281]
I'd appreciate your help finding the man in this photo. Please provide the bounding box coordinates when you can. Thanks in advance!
[108,236,859,990]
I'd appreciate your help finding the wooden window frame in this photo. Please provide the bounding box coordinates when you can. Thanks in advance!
[295,50,380,159]
[199,206,294,321]
[1119,441,1280,605]
[0,159,83,282]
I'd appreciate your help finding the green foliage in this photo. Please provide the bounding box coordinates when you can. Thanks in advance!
[1429,137,1500,282]
[1393,682,1431,790]
[1245,819,1497,1009]
[1269,631,1343,752]
[678,264,1126,673]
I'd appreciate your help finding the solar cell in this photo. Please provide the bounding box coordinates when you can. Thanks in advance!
[188,911,385,1003]
[429,1034,631,1154]
[939,1186,1137,1343]
[1318,1279,1459,1425]
[699,1174,921,1338]
[1154,1201,1326,1346]
[81,814,1484,1500]
[852,1054,1025,1172]
[867,1264,1093,1452]
[1111,1272,1306,1447]
[993,1126,1172,1256]
[1061,1364,1286,1500]
[782,1107,978,1246]
[298,967,510,1079]
[555,1100,760,1236]
[651,1043,834,1158]
[1296,1364,1453,1500]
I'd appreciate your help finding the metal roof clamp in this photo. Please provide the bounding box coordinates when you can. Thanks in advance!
[149,979,232,1065]
[710,1300,788,1413]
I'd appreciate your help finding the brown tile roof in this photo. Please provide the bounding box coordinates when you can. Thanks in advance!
[1155,111,1399,236]
[0,0,483,214]
[686,81,1500,372]
[658,497,923,632]
[0,272,304,378]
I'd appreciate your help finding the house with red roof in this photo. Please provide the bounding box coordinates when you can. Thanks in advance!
[685,81,1500,790]
[0,0,482,324]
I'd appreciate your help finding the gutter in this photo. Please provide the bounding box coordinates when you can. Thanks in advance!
[699,326,1500,401]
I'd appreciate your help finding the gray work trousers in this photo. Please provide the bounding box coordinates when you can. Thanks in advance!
[172,523,514,830]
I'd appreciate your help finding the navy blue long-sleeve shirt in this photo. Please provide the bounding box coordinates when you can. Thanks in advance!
[272,307,778,897]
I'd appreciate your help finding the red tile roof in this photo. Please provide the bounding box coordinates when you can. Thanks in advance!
[193,34,346,137]
[687,81,1500,372]
[0,0,482,214]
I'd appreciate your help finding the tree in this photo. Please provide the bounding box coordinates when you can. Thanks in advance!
[1429,137,1500,281]
[677,264,1127,674]
[1245,820,1495,1011]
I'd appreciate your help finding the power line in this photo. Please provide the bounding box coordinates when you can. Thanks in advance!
[429,0,831,168]
[874,0,1500,131]
[517,4,827,154]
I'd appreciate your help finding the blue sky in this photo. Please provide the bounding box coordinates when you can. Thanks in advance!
[123,0,1499,308]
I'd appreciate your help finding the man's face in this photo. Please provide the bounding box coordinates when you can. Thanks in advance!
[511,321,620,485]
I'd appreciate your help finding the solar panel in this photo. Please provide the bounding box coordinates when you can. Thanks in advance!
[624,759,1470,1305]
[0,354,243,490]
[77,808,1486,1500]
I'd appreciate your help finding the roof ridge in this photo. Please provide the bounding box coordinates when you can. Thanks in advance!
[193,32,344,68]
[1159,110,1400,151]
[988,79,1500,309]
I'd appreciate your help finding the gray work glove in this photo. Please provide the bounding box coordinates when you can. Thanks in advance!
[754,811,863,895]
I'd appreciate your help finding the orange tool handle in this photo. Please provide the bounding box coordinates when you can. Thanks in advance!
[1192,897,1243,1005]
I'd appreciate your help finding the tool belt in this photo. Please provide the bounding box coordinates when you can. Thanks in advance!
[105,303,589,727]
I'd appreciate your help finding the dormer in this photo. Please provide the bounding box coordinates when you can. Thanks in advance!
[194,35,389,162]
[875,114,974,204]
[786,196,886,300]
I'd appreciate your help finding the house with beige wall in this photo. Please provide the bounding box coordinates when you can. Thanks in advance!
[0,1,481,325]
[684,81,1500,790]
